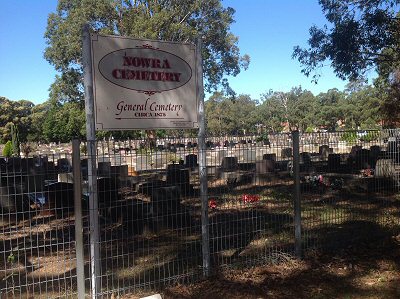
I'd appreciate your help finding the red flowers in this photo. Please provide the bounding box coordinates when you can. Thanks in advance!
[242,194,260,203]
[209,199,217,209]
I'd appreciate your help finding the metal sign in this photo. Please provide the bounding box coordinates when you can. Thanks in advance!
[90,34,198,130]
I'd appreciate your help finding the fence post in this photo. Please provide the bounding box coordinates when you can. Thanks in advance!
[82,24,101,298]
[72,139,85,299]
[292,130,302,258]
[196,37,210,276]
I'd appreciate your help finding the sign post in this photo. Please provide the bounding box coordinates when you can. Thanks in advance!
[82,24,101,299]
[196,37,210,276]
[83,28,207,293]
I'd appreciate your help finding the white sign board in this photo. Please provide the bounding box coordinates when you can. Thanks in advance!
[91,34,198,130]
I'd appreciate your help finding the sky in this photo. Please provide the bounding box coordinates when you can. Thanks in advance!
[0,1,376,105]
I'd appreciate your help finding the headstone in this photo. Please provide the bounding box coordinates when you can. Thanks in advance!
[240,149,256,162]
[58,172,74,183]
[375,159,396,178]
[97,177,119,206]
[0,186,20,212]
[44,182,74,212]
[354,149,371,170]
[369,145,381,167]
[300,152,312,165]
[328,154,341,172]
[255,160,275,174]
[281,148,292,159]
[151,186,191,228]
[57,158,71,173]
[349,145,362,157]
[111,165,128,178]
[319,145,332,160]
[300,152,312,171]
[6,157,22,173]
[220,156,239,172]
[166,164,191,194]
[185,154,198,169]
[98,161,111,177]
[263,153,276,161]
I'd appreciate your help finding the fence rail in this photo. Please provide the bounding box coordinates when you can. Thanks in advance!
[0,130,399,298]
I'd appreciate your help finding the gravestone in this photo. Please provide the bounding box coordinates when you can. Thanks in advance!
[185,154,198,169]
[166,164,191,195]
[81,158,88,180]
[97,177,119,206]
[220,156,239,172]
[263,153,276,161]
[369,145,381,167]
[151,186,191,228]
[0,185,22,212]
[44,182,74,214]
[57,158,71,173]
[354,149,371,170]
[349,145,362,157]
[281,148,292,159]
[98,161,111,177]
[375,159,396,178]
[319,145,333,160]
[240,149,256,163]
[255,160,275,174]
[6,157,22,173]
[300,152,312,168]
[328,154,341,172]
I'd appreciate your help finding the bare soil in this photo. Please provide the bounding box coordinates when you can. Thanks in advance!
[154,234,400,299]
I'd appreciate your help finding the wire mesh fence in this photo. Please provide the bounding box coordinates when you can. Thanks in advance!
[0,129,399,298]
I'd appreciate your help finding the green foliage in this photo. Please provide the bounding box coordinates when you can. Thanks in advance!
[42,102,86,142]
[341,131,358,144]
[2,141,13,158]
[256,131,270,144]
[293,0,399,82]
[80,143,87,155]
[294,1,400,124]
[359,131,379,142]
[10,123,20,157]
[44,0,249,103]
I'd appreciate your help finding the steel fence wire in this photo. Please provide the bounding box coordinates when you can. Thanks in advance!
[0,130,399,298]
[0,153,78,298]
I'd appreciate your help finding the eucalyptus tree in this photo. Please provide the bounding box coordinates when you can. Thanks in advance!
[44,0,250,104]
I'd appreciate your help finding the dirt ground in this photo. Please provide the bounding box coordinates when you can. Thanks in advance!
[156,234,400,299]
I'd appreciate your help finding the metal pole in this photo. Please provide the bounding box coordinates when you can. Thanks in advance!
[82,24,101,298]
[72,139,85,299]
[196,37,210,276]
[292,130,302,258]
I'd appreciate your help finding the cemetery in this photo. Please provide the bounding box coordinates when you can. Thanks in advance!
[0,131,399,297]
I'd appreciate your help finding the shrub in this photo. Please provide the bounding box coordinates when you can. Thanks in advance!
[341,131,358,144]
[2,141,13,157]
